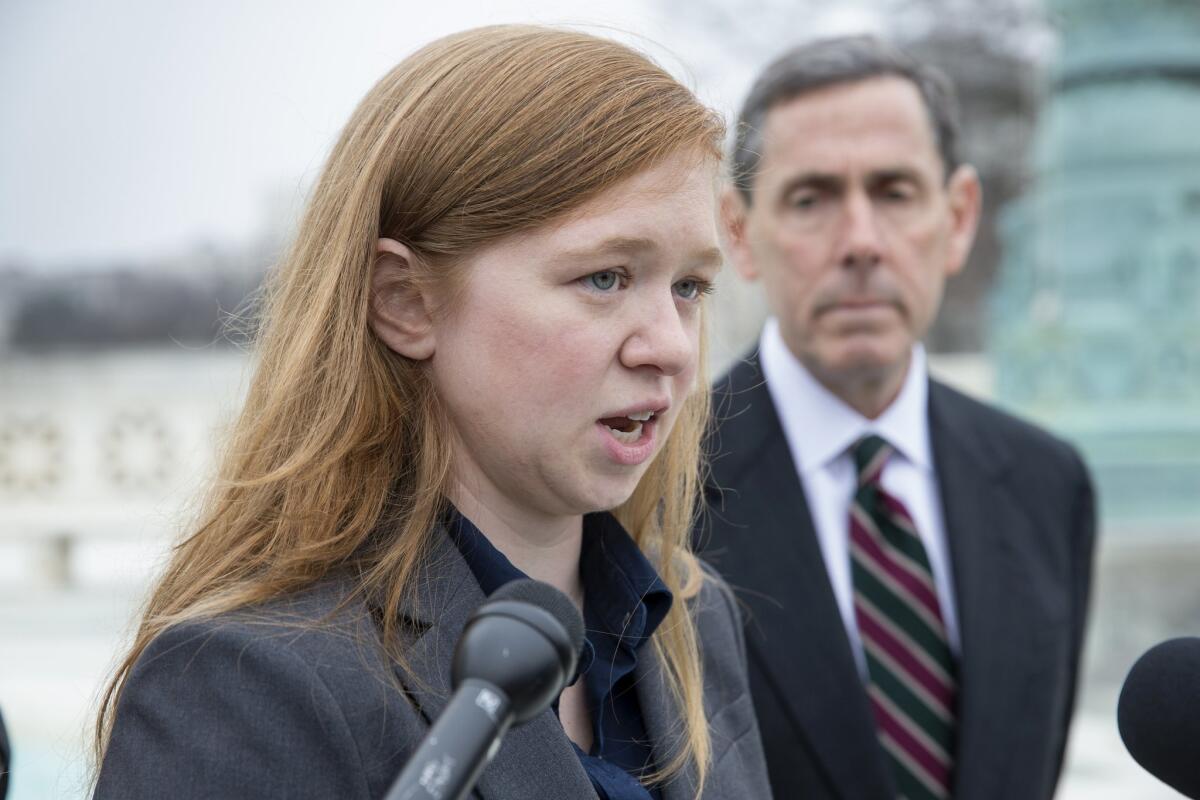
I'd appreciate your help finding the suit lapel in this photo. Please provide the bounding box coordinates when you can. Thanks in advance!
[635,638,698,800]
[390,527,596,799]
[706,355,892,799]
[930,383,1045,798]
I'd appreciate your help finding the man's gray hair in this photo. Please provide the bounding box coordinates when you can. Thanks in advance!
[731,35,963,203]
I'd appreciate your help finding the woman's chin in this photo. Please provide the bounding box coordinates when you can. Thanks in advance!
[570,472,645,516]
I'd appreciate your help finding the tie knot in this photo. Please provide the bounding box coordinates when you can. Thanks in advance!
[852,434,893,486]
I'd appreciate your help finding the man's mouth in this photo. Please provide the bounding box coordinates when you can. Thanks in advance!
[599,410,655,444]
[816,289,904,312]
[830,298,890,311]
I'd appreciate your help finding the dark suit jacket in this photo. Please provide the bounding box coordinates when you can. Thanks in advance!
[94,525,772,799]
[698,352,1095,800]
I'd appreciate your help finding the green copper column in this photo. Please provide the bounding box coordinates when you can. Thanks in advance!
[991,0,1200,533]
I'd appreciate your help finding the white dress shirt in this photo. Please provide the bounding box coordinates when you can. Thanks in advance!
[758,317,961,677]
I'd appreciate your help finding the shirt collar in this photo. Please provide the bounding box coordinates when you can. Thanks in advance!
[445,507,673,676]
[759,316,932,473]
[445,507,527,598]
[578,511,673,650]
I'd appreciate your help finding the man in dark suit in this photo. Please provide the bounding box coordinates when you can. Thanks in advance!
[700,36,1096,800]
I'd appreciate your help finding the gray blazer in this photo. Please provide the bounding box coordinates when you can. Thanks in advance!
[94,526,772,799]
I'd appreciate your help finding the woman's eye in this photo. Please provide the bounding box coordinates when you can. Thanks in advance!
[674,278,714,301]
[584,270,621,291]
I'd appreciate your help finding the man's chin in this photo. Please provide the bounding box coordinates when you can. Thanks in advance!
[803,338,912,385]
[830,339,909,372]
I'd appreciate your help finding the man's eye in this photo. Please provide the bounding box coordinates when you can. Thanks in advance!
[789,193,818,209]
[584,270,621,291]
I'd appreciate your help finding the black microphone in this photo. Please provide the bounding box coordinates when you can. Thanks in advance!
[0,706,9,800]
[385,579,585,800]
[1117,636,1200,799]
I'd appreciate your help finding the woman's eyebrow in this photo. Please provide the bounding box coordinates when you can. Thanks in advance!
[561,237,723,269]
[692,246,724,270]
[559,235,660,261]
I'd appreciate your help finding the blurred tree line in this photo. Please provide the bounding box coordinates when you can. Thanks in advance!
[0,253,264,353]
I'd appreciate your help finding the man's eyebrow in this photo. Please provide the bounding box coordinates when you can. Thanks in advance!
[776,167,929,198]
[778,172,844,196]
[869,167,925,185]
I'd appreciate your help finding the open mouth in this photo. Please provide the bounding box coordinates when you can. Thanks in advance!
[598,410,655,444]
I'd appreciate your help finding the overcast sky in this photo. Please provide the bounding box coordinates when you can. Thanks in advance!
[0,0,883,269]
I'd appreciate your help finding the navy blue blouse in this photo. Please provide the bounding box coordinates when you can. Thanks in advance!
[447,509,671,800]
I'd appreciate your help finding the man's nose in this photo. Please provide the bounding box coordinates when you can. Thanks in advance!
[838,190,884,270]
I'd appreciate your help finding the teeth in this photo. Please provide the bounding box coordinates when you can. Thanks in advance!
[627,411,654,421]
[608,422,644,443]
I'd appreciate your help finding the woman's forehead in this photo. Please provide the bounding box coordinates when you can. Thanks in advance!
[529,157,720,253]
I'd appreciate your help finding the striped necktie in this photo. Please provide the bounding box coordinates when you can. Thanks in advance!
[850,434,957,800]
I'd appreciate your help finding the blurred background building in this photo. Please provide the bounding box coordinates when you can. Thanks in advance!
[990,0,1200,746]
[1,0,1196,797]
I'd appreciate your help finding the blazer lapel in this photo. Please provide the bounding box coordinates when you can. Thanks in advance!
[930,384,1048,798]
[390,527,597,799]
[636,639,698,800]
[706,356,892,799]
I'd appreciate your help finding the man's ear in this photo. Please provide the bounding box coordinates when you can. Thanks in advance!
[719,186,760,281]
[944,164,982,277]
[369,238,436,360]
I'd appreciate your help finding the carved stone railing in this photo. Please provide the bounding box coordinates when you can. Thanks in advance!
[0,350,249,588]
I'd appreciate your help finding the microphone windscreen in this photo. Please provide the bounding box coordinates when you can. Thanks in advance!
[490,579,585,657]
[1117,636,1200,799]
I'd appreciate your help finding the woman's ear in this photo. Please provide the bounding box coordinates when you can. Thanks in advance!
[369,238,436,360]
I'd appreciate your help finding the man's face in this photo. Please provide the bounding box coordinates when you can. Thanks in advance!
[724,76,980,396]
